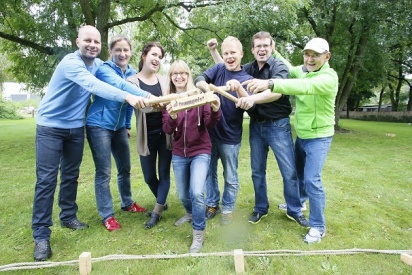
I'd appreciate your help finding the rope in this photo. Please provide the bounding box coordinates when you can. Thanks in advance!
[1,249,411,272]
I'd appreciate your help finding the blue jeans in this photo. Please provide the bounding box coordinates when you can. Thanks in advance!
[250,117,302,216]
[86,126,133,221]
[295,136,332,232]
[172,154,210,231]
[205,141,241,213]
[32,125,84,241]
[140,129,172,205]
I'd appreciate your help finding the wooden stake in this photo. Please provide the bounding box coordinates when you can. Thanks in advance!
[401,253,412,266]
[209,84,239,103]
[79,252,92,275]
[233,249,245,274]
[147,88,201,105]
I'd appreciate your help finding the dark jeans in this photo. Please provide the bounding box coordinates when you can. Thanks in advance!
[139,129,172,205]
[32,125,84,241]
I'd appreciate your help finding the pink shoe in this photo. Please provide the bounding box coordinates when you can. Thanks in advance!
[104,217,121,231]
[125,202,146,213]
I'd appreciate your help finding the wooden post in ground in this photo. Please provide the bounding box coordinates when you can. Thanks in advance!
[79,252,92,275]
[233,249,245,273]
[401,253,412,266]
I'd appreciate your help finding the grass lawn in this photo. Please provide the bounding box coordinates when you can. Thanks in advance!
[0,117,411,274]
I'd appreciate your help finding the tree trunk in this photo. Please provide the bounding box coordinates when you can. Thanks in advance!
[334,31,368,127]
[378,84,386,112]
[406,80,412,111]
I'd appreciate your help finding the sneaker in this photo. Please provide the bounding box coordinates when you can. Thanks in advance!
[220,212,233,226]
[248,212,268,224]
[104,217,121,231]
[205,205,221,220]
[286,213,310,228]
[304,228,325,243]
[34,240,52,261]
[174,213,192,226]
[124,202,146,213]
[278,202,307,212]
[60,218,89,230]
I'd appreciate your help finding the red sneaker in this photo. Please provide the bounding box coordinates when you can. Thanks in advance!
[125,202,146,213]
[104,217,121,231]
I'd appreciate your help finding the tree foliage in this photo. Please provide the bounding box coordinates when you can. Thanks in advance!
[1,0,411,120]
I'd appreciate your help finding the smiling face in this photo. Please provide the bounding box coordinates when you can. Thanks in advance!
[221,38,243,71]
[251,37,273,63]
[303,50,331,72]
[142,46,163,73]
[171,65,189,93]
[110,39,131,72]
[76,25,101,66]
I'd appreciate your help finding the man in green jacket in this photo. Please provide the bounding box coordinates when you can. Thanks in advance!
[240,37,338,243]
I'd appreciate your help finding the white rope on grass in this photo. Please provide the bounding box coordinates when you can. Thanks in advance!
[1,249,412,272]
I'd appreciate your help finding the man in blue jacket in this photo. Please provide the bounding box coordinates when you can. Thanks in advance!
[32,25,150,261]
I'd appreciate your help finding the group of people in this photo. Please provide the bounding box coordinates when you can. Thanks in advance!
[31,24,338,262]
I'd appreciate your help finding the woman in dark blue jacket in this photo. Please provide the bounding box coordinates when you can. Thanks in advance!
[86,35,149,231]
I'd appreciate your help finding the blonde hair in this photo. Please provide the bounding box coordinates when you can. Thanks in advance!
[166,60,195,94]
[221,36,243,51]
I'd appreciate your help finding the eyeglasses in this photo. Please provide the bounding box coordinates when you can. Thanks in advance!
[171,72,189,77]
[254,44,271,49]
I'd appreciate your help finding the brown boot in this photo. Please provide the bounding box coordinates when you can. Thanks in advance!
[145,203,164,229]
[189,229,205,253]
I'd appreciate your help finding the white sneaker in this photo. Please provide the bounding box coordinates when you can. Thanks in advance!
[278,202,307,212]
[304,228,325,243]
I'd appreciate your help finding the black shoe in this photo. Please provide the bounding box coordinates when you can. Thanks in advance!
[286,213,310,228]
[145,214,161,229]
[34,240,52,261]
[61,218,89,230]
[205,206,221,220]
[248,212,268,224]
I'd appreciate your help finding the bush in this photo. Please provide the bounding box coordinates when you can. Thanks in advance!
[0,100,23,119]
[340,111,412,123]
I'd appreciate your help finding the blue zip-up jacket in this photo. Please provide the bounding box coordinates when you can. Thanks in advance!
[86,60,148,131]
[37,51,132,129]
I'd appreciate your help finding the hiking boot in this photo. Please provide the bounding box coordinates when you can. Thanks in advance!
[104,217,121,231]
[286,213,310,228]
[278,202,307,211]
[190,229,205,253]
[124,202,146,213]
[248,212,268,224]
[304,228,325,243]
[174,213,192,226]
[205,206,220,220]
[220,212,233,226]
[34,240,52,261]
[60,218,89,230]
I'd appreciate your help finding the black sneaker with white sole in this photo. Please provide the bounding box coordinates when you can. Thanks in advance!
[286,213,310,228]
[248,212,268,224]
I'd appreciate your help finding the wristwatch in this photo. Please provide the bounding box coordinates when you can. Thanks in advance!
[268,79,274,89]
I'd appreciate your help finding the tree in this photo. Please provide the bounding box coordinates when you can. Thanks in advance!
[0,0,226,90]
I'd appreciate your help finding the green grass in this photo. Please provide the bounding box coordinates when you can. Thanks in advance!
[0,118,411,274]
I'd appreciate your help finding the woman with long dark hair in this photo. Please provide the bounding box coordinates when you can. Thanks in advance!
[127,42,172,229]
